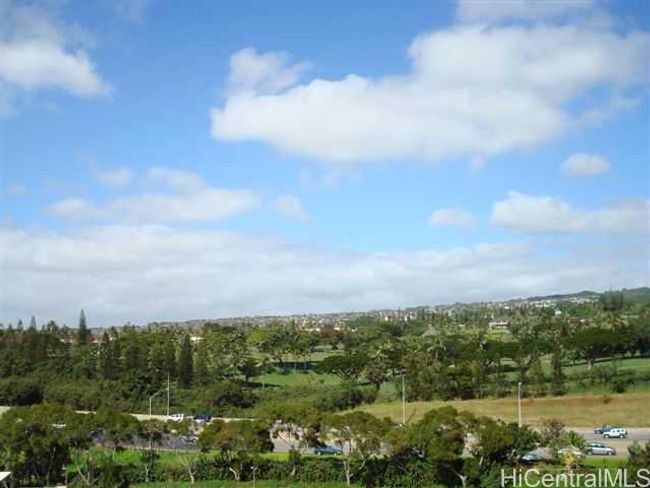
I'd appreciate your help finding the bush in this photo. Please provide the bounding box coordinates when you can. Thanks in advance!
[204,380,257,413]
[0,376,43,405]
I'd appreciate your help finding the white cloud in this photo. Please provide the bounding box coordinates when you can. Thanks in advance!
[273,195,309,222]
[561,153,610,176]
[456,0,596,24]
[48,167,262,223]
[6,182,25,196]
[115,0,151,23]
[48,198,103,220]
[211,24,649,164]
[429,208,475,228]
[490,191,649,234]
[227,48,309,95]
[1,224,645,326]
[108,189,261,223]
[142,167,206,193]
[0,1,108,110]
[96,167,135,187]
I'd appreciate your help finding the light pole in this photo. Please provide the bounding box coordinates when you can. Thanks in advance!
[166,374,172,417]
[149,390,163,417]
[517,381,522,428]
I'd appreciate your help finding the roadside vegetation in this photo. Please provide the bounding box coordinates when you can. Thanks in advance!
[0,288,649,486]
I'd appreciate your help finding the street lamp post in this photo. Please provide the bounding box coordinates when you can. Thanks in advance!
[517,381,522,428]
[149,390,162,417]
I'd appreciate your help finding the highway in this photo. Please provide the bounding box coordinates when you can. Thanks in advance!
[1,406,648,457]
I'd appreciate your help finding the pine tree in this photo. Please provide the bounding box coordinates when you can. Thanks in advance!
[77,309,90,346]
[194,340,209,386]
[98,331,113,379]
[178,334,193,388]
[29,315,37,330]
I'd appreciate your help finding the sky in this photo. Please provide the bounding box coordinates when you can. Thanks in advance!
[0,0,649,327]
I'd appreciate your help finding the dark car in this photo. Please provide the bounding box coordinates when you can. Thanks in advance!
[519,452,544,464]
[594,425,612,434]
[313,445,343,456]
[194,413,212,423]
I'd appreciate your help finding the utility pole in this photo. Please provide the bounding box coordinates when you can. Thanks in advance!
[517,381,522,428]
[166,374,170,417]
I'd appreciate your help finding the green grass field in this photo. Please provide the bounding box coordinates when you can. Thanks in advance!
[256,369,340,388]
[357,390,650,426]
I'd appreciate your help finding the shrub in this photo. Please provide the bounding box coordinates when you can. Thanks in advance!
[0,376,43,405]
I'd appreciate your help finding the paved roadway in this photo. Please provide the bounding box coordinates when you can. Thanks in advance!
[1,406,648,457]
[571,427,650,458]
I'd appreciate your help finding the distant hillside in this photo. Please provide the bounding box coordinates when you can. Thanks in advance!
[522,289,599,302]
[515,287,650,305]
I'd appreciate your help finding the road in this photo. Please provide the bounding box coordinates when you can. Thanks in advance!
[571,427,650,458]
[1,406,648,457]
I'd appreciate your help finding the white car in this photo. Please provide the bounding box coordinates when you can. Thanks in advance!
[168,413,185,422]
[603,428,627,439]
[585,442,616,456]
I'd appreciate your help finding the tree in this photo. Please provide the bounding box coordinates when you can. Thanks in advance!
[316,353,369,383]
[0,404,92,486]
[98,331,114,380]
[628,441,650,481]
[93,410,141,455]
[322,411,391,486]
[408,406,470,488]
[178,334,193,388]
[139,420,165,482]
[199,419,273,481]
[194,339,210,386]
[260,403,321,452]
[77,309,91,346]
[204,380,257,413]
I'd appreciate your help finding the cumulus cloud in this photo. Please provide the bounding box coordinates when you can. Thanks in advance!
[273,195,309,222]
[48,168,261,223]
[96,167,135,187]
[227,48,310,95]
[108,189,261,223]
[429,208,475,228]
[561,153,610,176]
[490,191,649,234]
[48,198,103,220]
[1,225,645,326]
[0,1,109,111]
[456,0,596,24]
[142,167,206,193]
[211,23,649,164]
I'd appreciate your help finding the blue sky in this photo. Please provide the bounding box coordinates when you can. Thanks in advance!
[1,0,648,326]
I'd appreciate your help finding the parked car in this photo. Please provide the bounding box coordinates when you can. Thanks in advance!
[168,413,185,422]
[603,428,627,439]
[557,447,585,459]
[313,445,343,456]
[519,452,545,464]
[594,425,612,434]
[180,433,199,444]
[585,441,616,456]
[193,413,212,423]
